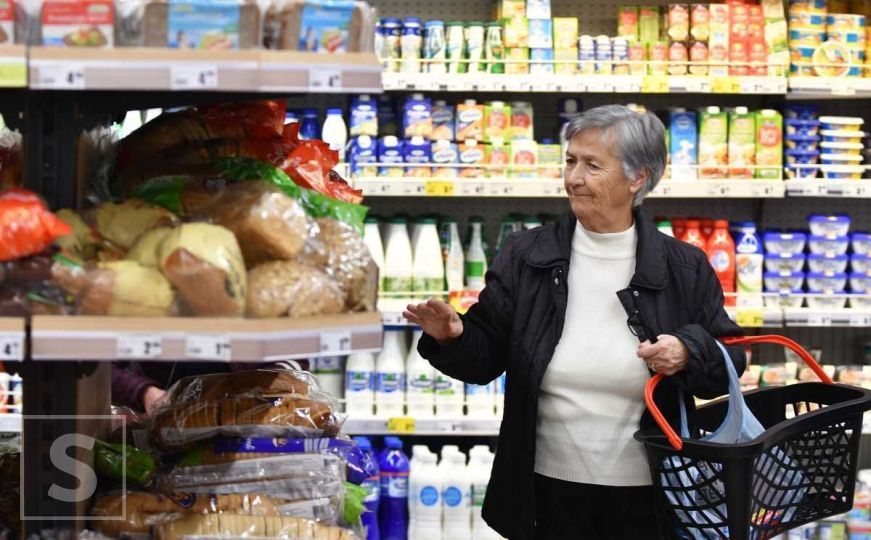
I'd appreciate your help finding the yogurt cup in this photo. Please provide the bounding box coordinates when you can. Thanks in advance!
[764,271,806,292]
[822,165,864,180]
[808,235,850,256]
[853,233,871,256]
[785,134,821,152]
[807,271,848,293]
[821,153,863,166]
[820,141,864,156]
[851,254,871,274]
[851,272,871,293]
[765,253,807,273]
[820,116,865,131]
[807,295,848,309]
[783,104,819,121]
[764,232,808,255]
[849,293,871,309]
[785,150,820,179]
[807,254,850,273]
[764,290,805,308]
[808,214,851,237]
[785,119,821,137]
[821,129,866,143]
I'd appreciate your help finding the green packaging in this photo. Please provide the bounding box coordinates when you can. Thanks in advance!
[503,17,529,48]
[698,106,728,179]
[618,6,640,41]
[755,109,782,180]
[639,6,661,45]
[728,108,756,179]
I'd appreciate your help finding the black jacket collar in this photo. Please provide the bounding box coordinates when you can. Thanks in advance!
[525,206,668,290]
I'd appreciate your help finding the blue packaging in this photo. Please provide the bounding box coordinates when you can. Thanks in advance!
[851,272,871,293]
[378,437,409,540]
[670,110,698,180]
[300,108,321,140]
[784,134,820,153]
[783,104,819,121]
[378,96,399,137]
[852,254,871,274]
[299,0,356,53]
[853,234,871,256]
[528,19,554,48]
[349,136,378,177]
[807,254,850,274]
[378,136,405,177]
[168,0,241,49]
[431,100,455,141]
[431,140,459,177]
[404,136,432,177]
[784,119,821,137]
[403,94,433,139]
[784,150,820,179]
[763,232,807,256]
[531,48,555,74]
[353,437,381,540]
[808,214,851,238]
[350,95,378,137]
[806,271,848,293]
[808,235,850,256]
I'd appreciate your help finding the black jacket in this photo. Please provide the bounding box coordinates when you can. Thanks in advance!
[418,207,746,540]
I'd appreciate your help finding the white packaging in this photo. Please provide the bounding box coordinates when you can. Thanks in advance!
[406,330,436,418]
[313,356,344,399]
[465,382,496,418]
[375,330,408,417]
[363,219,385,288]
[322,109,348,162]
[469,447,500,540]
[442,451,472,540]
[435,371,465,418]
[345,352,376,416]
[383,219,414,294]
[445,220,465,294]
[466,220,488,292]
[412,219,446,296]
[412,452,443,540]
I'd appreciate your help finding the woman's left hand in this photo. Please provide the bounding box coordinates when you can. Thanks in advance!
[637,335,689,376]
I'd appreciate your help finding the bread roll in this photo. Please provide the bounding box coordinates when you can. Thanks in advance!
[313,217,376,312]
[78,260,175,317]
[246,260,344,318]
[88,199,179,249]
[127,226,174,267]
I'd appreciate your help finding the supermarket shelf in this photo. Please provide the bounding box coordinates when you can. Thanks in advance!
[382,72,786,95]
[788,77,871,99]
[0,318,25,362]
[27,48,382,93]
[783,308,871,328]
[785,179,871,198]
[343,416,500,436]
[30,313,383,362]
[354,177,785,199]
[725,306,785,328]
[0,414,21,434]
[0,45,27,88]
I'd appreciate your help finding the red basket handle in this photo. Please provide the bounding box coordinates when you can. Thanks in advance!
[644,334,833,451]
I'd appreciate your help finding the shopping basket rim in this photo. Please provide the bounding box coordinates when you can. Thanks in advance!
[633,381,871,457]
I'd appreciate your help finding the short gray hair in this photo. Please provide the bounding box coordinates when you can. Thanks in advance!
[563,105,667,206]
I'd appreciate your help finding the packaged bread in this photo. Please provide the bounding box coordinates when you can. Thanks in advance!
[278,0,372,52]
[155,513,359,540]
[153,223,247,317]
[55,209,101,261]
[143,0,262,49]
[164,369,314,403]
[246,260,344,318]
[75,260,176,316]
[91,491,282,537]
[308,218,376,312]
[205,182,312,267]
[86,199,179,250]
[126,226,173,267]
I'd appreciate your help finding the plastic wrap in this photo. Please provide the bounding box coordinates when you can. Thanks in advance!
[0,188,72,262]
[277,0,375,53]
[94,440,156,486]
[246,260,344,318]
[281,124,363,205]
[0,254,72,315]
[308,218,376,312]
[16,0,116,46]
[153,514,360,540]
[85,198,179,250]
[200,100,286,140]
[55,209,102,261]
[0,122,22,188]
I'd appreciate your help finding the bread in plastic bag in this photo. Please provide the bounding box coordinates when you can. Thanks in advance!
[154,513,359,540]
[55,209,102,261]
[126,226,174,267]
[155,223,247,317]
[205,182,311,267]
[246,260,344,318]
[0,188,72,262]
[164,369,316,403]
[309,217,376,312]
[86,198,179,250]
[70,260,176,316]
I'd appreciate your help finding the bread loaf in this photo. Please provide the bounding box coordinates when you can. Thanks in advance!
[246,260,344,318]
[143,0,262,49]
[154,514,358,540]
[169,370,312,402]
[78,260,175,317]
[313,217,376,312]
[88,199,179,250]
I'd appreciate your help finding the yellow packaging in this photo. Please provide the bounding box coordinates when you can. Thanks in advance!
[456,100,485,141]
[728,108,756,179]
[755,109,782,179]
[553,17,579,49]
[486,139,510,178]
[506,47,530,74]
[494,0,526,19]
[555,47,579,74]
[510,101,534,140]
[484,101,512,143]
[510,140,539,178]
[459,140,487,178]
[537,143,562,178]
[504,17,529,48]
[698,107,729,179]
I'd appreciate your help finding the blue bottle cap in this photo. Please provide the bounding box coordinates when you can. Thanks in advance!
[327,108,343,116]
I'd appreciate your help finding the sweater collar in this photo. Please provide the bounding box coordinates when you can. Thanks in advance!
[526,206,668,290]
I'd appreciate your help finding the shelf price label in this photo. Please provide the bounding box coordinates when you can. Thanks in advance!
[309,68,343,91]
[712,76,740,93]
[850,314,871,327]
[320,330,352,354]
[0,335,23,361]
[170,64,218,90]
[37,63,85,89]
[831,81,857,96]
[0,61,26,87]
[425,181,454,196]
[736,308,765,328]
[387,416,416,434]
[808,313,833,327]
[642,75,669,93]
[185,334,232,361]
[117,334,163,359]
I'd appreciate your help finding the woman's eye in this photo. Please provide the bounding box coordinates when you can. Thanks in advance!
[588,162,601,170]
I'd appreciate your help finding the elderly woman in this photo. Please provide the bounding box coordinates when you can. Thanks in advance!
[403,104,745,540]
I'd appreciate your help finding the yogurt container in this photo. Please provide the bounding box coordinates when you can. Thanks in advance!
[852,233,871,256]
[851,254,871,274]
[806,271,848,293]
[820,141,864,156]
[783,104,819,121]
[821,129,866,143]
[826,28,866,44]
[765,253,806,273]
[807,295,848,309]
[826,13,866,30]
[820,116,865,131]
[807,254,850,273]
[764,232,807,255]
[764,271,805,292]
[785,134,821,152]
[764,289,805,308]
[850,272,871,293]
[791,45,816,70]
[821,165,864,180]
[850,293,871,309]
[821,153,863,166]
[808,214,851,237]
[785,150,820,179]
[785,119,821,137]
[789,28,826,46]
[808,235,850,256]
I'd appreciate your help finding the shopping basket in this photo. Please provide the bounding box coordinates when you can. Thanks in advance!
[634,335,871,540]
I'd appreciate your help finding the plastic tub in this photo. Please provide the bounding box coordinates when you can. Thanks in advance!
[849,293,871,309]
[852,254,871,274]
[822,165,864,180]
[783,104,819,121]
[821,129,866,143]
[764,290,805,308]
[808,214,851,237]
[764,232,808,255]
[806,271,848,293]
[853,233,871,256]
[806,295,849,309]
[820,153,863,166]
[764,271,806,292]
[851,272,871,293]
[785,119,821,137]
[820,141,864,156]
[765,253,807,273]
[808,235,850,256]
[785,135,821,152]
[807,254,850,273]
[820,116,865,131]
[785,150,820,179]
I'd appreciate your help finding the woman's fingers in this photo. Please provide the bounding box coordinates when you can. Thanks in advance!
[427,298,456,317]
[402,311,423,325]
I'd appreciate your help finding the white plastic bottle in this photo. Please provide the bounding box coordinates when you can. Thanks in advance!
[412,452,443,540]
[434,369,465,418]
[469,447,500,540]
[322,108,348,162]
[363,217,385,290]
[445,219,465,295]
[383,217,414,294]
[375,329,408,417]
[413,217,446,297]
[465,380,496,418]
[345,352,376,416]
[466,218,488,292]
[313,356,344,399]
[442,450,472,540]
[406,330,436,418]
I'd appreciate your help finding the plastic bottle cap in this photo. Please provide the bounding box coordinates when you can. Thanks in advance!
[354,437,372,451]
[327,108,343,115]
[386,437,403,450]
[715,220,729,228]
[686,220,701,227]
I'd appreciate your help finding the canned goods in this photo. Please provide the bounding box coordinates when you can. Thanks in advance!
[446,22,466,74]
[465,22,486,73]
[424,20,446,74]
[485,22,505,74]
[401,17,423,73]
[382,17,402,72]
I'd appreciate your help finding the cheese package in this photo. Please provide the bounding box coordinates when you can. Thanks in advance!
[0,0,12,45]
[41,0,114,47]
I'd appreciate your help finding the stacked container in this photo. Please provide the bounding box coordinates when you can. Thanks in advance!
[819,116,866,180]
[784,104,821,179]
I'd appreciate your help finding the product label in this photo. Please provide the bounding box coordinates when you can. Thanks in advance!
[420,486,439,506]
[434,376,456,395]
[382,276,412,293]
[346,370,373,392]
[443,486,463,507]
[350,103,378,137]
[407,374,435,393]
[363,478,380,502]
[376,372,406,393]
[298,0,354,53]
[709,250,732,272]
[472,485,487,507]
[412,277,445,294]
[42,0,114,47]
[168,0,240,49]
[466,261,485,278]
[381,473,409,498]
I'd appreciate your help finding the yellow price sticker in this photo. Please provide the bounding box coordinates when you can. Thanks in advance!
[642,75,669,93]
[712,76,740,94]
[0,63,26,88]
[387,417,416,434]
[736,308,765,328]
[425,181,454,196]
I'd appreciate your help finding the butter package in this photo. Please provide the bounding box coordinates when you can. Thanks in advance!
[431,100,455,142]
[618,6,639,41]
[667,4,689,42]
[484,101,512,143]
[348,135,377,177]
[456,100,485,142]
[42,0,114,47]
[349,94,378,137]
[728,107,756,179]
[0,0,12,45]
[709,3,730,76]
[510,101,535,140]
[403,94,433,139]
[553,17,579,49]
[495,0,525,19]
[526,0,551,19]
[487,139,510,177]
[755,109,782,180]
[459,140,487,178]
[670,110,698,181]
[528,18,553,49]
[639,6,660,45]
[555,47,579,74]
[506,47,530,74]
[531,47,555,73]
[377,136,405,177]
[698,107,728,179]
[504,16,529,48]
[431,140,459,177]
[510,140,539,178]
[538,140,562,179]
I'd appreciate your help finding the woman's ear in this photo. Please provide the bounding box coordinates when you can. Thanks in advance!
[629,168,649,194]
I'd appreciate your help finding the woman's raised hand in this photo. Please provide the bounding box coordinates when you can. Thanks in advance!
[403,299,464,344]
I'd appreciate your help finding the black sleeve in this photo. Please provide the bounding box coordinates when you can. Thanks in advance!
[670,254,747,400]
[417,236,517,385]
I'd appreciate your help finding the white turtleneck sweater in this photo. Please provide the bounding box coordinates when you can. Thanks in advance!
[534,220,652,486]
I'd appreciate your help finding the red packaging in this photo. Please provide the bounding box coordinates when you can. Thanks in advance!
[729,39,749,76]
[668,4,690,41]
[0,189,72,262]
[689,40,709,74]
[730,4,749,41]
[747,5,764,39]
[41,0,114,47]
[200,100,287,140]
[649,41,669,75]
[669,41,689,75]
[748,37,768,75]
[629,42,648,75]
[280,124,363,204]
[0,0,13,45]
[690,4,710,41]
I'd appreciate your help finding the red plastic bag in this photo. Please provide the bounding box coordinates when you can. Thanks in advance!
[200,99,287,140]
[277,124,362,204]
[0,189,72,262]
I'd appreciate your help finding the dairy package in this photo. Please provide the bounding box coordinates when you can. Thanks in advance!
[349,136,377,177]
[555,47,579,74]
[431,100,455,142]
[459,140,487,178]
[618,6,639,41]
[728,107,756,179]
[709,3,730,76]
[506,47,531,74]
[531,47,555,74]
[526,0,551,19]
[456,100,485,142]
[670,110,698,180]
[484,102,512,143]
[698,107,729,179]
[495,0,525,19]
[350,95,378,137]
[487,139,510,177]
[528,18,553,49]
[538,141,562,179]
[639,6,660,45]
[668,4,690,42]
[431,140,459,177]
[378,136,405,177]
[691,3,710,41]
[403,94,433,139]
[510,140,539,178]
[404,136,432,178]
[755,109,783,179]
[553,17,579,49]
[510,101,535,140]
[504,16,529,48]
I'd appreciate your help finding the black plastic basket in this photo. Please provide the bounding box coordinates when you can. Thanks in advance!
[634,335,871,540]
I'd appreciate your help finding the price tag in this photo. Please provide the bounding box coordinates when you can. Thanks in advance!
[832,81,857,96]
[308,68,342,91]
[712,76,740,93]
[685,77,711,93]
[753,184,775,197]
[585,77,611,92]
[37,63,85,89]
[850,313,871,327]
[381,312,407,326]
[736,308,765,327]
[185,334,232,361]
[387,416,416,434]
[0,335,23,361]
[170,64,218,90]
[642,75,669,93]
[425,181,455,196]
[117,334,163,359]
[0,62,26,87]
[707,183,729,196]
[320,330,352,354]
[808,313,833,326]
